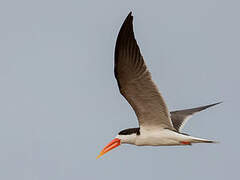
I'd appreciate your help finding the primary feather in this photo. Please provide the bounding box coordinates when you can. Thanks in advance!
[170,102,222,132]
[114,12,174,130]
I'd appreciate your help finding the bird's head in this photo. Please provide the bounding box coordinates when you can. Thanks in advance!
[97,128,140,158]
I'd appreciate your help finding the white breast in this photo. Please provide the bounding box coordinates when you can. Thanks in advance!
[135,128,189,146]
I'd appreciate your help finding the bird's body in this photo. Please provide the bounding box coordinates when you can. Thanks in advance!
[97,12,220,158]
[118,128,213,146]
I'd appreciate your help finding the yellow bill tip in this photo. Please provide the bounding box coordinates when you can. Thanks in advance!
[96,153,103,159]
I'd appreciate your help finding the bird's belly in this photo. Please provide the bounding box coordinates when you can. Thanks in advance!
[135,136,180,146]
[135,129,184,146]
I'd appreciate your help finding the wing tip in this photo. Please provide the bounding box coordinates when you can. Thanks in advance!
[204,140,220,144]
[121,12,133,26]
[191,101,223,113]
[125,11,133,24]
[205,101,223,108]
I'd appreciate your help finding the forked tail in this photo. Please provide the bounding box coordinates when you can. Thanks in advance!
[190,137,218,144]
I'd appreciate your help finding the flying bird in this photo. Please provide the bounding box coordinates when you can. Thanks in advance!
[97,12,220,158]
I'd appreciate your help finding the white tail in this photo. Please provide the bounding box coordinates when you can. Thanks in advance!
[190,137,218,144]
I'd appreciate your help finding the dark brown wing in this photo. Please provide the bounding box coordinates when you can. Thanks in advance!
[170,102,222,131]
[114,12,174,130]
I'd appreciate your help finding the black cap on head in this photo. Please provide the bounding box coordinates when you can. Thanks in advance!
[118,128,140,135]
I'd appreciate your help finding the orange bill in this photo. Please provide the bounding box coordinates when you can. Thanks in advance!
[97,138,121,159]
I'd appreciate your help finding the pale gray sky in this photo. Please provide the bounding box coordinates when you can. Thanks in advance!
[0,0,239,179]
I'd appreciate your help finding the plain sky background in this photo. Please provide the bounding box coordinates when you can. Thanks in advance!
[0,0,239,179]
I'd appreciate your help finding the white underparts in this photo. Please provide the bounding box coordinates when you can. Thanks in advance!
[116,128,214,146]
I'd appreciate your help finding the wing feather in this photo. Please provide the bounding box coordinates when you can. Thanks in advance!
[114,12,174,129]
[170,102,222,131]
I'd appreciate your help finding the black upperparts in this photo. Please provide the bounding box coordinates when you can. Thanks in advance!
[118,128,140,135]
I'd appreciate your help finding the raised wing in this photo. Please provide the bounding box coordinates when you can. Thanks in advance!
[170,102,222,132]
[114,12,174,130]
